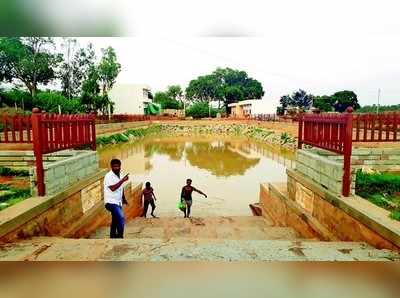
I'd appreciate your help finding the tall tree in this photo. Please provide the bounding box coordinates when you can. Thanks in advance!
[0,37,61,98]
[185,68,264,110]
[291,89,314,109]
[97,46,121,96]
[332,90,359,112]
[313,95,334,112]
[70,43,97,97]
[276,89,313,114]
[166,85,183,100]
[59,38,78,99]
[80,65,100,112]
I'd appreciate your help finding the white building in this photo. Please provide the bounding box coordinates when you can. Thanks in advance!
[228,99,276,117]
[108,84,152,115]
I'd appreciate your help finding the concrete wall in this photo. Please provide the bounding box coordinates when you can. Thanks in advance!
[284,169,400,250]
[296,148,400,195]
[36,151,99,196]
[0,169,144,243]
[96,121,150,136]
[0,150,99,196]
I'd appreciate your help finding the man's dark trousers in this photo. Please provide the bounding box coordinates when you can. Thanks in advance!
[105,203,125,238]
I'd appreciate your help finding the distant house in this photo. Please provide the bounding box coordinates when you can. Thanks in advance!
[108,84,152,115]
[228,99,275,117]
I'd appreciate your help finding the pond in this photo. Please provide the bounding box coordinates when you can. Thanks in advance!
[99,135,295,217]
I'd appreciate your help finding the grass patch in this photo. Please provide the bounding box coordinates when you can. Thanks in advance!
[0,184,31,211]
[356,170,400,221]
[0,166,29,177]
[96,125,162,146]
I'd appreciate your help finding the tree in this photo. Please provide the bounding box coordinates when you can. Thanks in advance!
[291,89,313,109]
[185,102,219,118]
[80,65,100,112]
[0,37,61,98]
[70,43,97,97]
[59,38,78,99]
[278,95,292,113]
[331,90,359,112]
[185,68,264,111]
[97,47,121,96]
[186,75,220,103]
[154,91,181,109]
[313,95,334,112]
[166,85,183,100]
[276,89,313,113]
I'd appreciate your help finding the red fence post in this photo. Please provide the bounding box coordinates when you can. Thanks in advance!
[31,108,45,196]
[90,113,96,150]
[297,113,303,149]
[342,107,353,197]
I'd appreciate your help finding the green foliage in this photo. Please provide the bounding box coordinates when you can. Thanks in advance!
[1,39,119,115]
[98,47,121,96]
[185,102,220,118]
[96,125,162,146]
[357,104,400,113]
[166,85,183,100]
[280,132,292,144]
[277,89,359,114]
[0,166,29,177]
[33,91,84,114]
[331,90,360,112]
[276,106,285,115]
[0,89,32,110]
[185,67,264,110]
[390,210,400,221]
[0,37,61,97]
[154,91,181,109]
[356,170,400,221]
[277,90,313,112]
[356,171,400,196]
[0,184,31,211]
[313,95,334,112]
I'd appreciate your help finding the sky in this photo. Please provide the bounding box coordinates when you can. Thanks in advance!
[8,0,400,109]
[75,35,400,109]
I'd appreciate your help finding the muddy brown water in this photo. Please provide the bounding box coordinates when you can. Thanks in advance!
[99,135,295,217]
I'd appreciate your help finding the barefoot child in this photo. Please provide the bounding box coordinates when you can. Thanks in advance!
[141,182,157,218]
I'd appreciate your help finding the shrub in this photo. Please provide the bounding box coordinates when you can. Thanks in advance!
[355,170,400,197]
[33,91,85,114]
[0,89,33,110]
[186,102,220,118]
[0,166,29,177]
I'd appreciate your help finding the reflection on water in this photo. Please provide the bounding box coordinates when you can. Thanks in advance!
[99,136,295,217]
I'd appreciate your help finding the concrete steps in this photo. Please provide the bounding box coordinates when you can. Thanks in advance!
[2,215,398,261]
[89,216,297,240]
[1,237,399,261]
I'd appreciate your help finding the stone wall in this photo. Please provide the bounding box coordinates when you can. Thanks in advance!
[296,148,400,195]
[0,150,99,196]
[36,150,99,196]
[96,121,150,136]
[282,168,400,250]
[0,169,143,243]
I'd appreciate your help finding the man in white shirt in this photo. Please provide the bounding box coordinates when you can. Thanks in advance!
[104,159,129,238]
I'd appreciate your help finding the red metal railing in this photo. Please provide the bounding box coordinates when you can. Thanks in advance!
[30,109,96,196]
[298,109,400,197]
[353,112,400,142]
[298,109,353,196]
[0,115,32,143]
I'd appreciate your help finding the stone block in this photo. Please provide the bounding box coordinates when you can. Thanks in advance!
[295,182,314,214]
[54,165,66,178]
